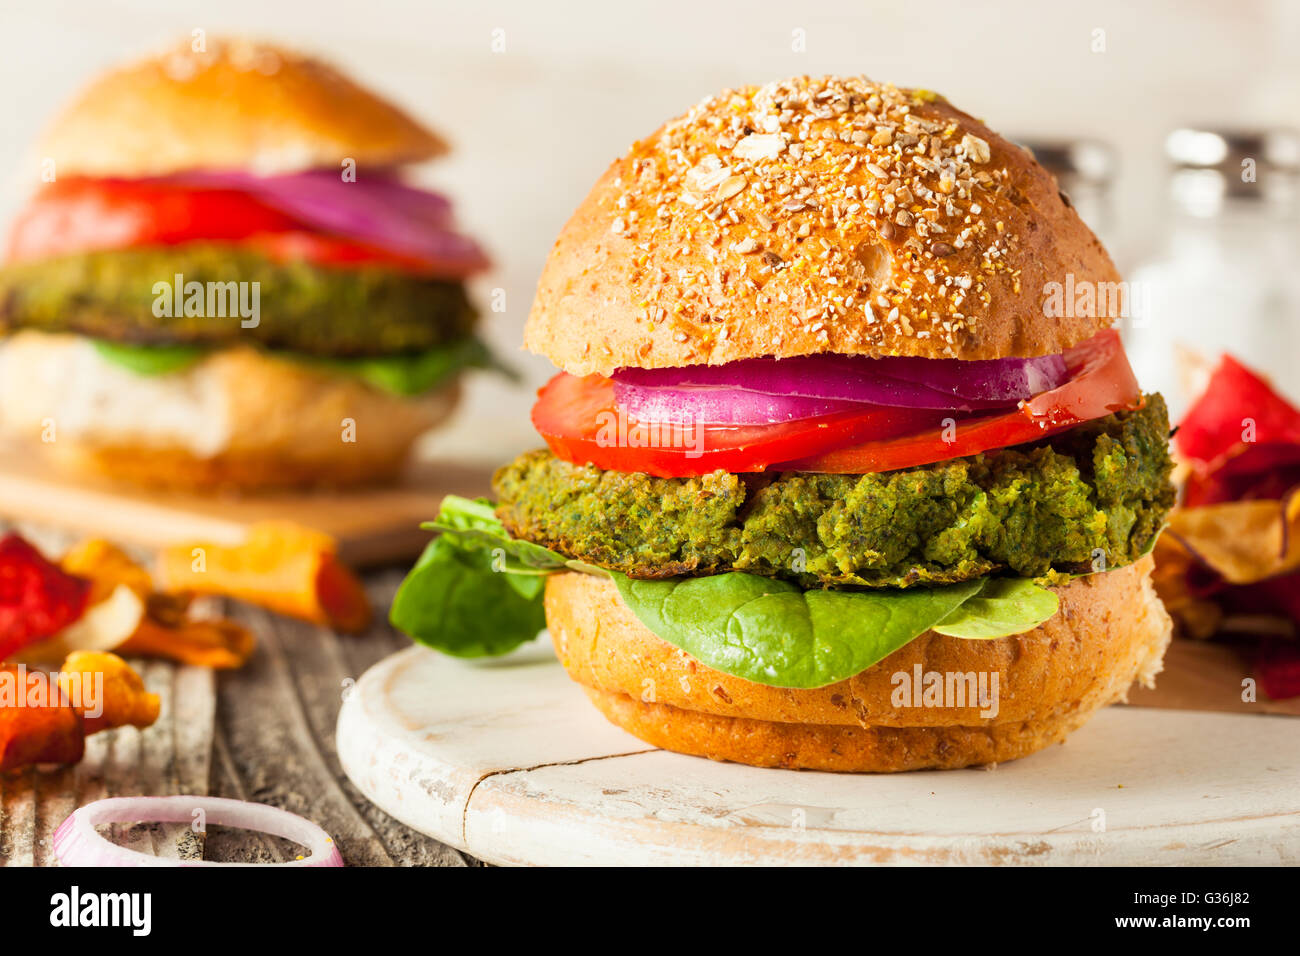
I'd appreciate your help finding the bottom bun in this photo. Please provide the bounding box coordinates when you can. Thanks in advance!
[545,555,1171,772]
[0,331,459,490]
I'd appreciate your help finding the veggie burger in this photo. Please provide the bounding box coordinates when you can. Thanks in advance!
[0,38,488,488]
[393,76,1176,772]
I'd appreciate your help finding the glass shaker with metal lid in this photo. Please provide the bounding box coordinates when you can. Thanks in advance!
[1125,128,1300,420]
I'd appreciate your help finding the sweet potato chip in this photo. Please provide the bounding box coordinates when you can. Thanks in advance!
[1166,492,1300,585]
[0,653,161,773]
[60,539,152,603]
[50,539,256,668]
[1158,355,1300,700]
[157,522,371,633]
[58,651,160,735]
[0,665,83,771]
[118,614,254,669]
[1151,534,1224,640]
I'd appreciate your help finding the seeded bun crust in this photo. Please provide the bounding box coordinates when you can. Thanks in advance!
[35,37,447,178]
[545,555,1171,772]
[0,332,458,490]
[526,76,1119,376]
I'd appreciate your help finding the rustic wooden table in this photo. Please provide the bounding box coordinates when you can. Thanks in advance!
[0,566,478,867]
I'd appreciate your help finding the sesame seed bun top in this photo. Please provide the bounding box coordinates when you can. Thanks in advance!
[526,75,1121,375]
[35,37,447,178]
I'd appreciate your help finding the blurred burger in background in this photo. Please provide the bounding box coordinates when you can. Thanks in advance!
[0,37,490,489]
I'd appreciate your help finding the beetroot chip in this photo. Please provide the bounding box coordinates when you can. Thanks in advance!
[0,534,93,661]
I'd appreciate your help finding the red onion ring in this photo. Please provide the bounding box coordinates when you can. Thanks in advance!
[53,796,344,867]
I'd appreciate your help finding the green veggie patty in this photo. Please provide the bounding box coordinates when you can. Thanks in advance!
[0,243,476,357]
[389,495,1068,686]
[493,395,1174,589]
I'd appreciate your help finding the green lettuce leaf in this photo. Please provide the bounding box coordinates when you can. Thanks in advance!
[307,337,507,396]
[611,572,984,689]
[91,336,508,397]
[92,340,205,375]
[930,578,1060,639]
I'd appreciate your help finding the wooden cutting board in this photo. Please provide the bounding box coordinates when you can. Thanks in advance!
[336,641,1300,866]
[0,441,493,566]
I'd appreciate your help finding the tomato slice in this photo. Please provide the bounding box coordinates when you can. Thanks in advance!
[533,329,1142,477]
[1022,328,1140,425]
[783,328,1142,473]
[6,178,295,260]
[5,178,436,275]
[240,231,439,274]
[532,373,946,477]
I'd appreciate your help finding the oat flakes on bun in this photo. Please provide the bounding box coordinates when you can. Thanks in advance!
[391,75,1175,772]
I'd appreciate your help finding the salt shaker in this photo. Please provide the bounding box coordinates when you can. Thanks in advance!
[1125,128,1300,420]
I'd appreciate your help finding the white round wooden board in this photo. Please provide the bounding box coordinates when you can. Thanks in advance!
[337,641,1300,866]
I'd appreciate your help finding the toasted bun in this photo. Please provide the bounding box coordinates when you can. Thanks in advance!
[527,75,1119,375]
[545,555,1171,772]
[0,332,458,490]
[36,37,447,177]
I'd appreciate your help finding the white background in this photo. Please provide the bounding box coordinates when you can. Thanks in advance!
[1,0,1296,462]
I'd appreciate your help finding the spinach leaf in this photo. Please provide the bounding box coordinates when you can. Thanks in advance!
[308,337,510,396]
[389,533,547,657]
[389,496,566,655]
[92,340,205,375]
[931,577,1060,639]
[93,336,511,396]
[422,496,569,572]
[611,572,984,689]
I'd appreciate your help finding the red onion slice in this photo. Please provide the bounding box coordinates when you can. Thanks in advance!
[868,353,1068,401]
[612,352,1067,409]
[612,381,863,424]
[162,170,488,276]
[609,351,1070,425]
[53,795,344,867]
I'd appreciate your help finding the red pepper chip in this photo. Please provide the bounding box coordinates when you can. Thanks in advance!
[0,534,93,661]
[1256,638,1300,701]
[1177,356,1300,469]
[1169,357,1300,666]
[1181,442,1300,507]
[1198,569,1300,623]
